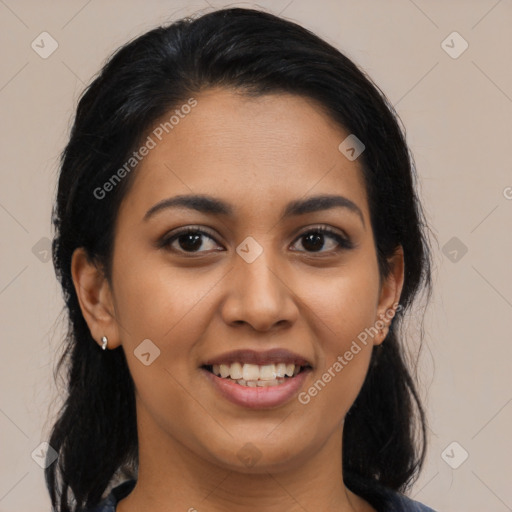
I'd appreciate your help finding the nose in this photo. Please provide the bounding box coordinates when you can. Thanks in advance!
[220,249,299,332]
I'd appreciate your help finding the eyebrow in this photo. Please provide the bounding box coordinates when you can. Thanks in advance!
[143,193,365,228]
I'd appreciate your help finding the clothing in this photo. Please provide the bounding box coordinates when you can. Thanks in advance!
[84,479,438,511]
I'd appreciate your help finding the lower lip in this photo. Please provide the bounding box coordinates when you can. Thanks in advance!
[201,367,312,409]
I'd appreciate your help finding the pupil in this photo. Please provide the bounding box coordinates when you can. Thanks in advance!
[179,234,202,251]
[303,233,323,252]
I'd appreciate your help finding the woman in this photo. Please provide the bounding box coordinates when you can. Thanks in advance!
[47,7,437,512]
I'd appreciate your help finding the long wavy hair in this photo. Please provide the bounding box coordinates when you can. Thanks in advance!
[47,7,434,511]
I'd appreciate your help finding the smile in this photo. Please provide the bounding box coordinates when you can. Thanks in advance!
[204,362,309,387]
[201,363,312,409]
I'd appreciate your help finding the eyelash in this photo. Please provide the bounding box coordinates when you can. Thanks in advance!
[158,225,355,255]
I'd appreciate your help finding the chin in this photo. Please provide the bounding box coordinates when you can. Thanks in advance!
[203,435,309,474]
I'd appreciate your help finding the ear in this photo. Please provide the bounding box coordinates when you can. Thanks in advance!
[374,245,404,345]
[70,247,121,350]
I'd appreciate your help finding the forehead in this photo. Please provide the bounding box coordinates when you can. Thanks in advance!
[118,88,369,222]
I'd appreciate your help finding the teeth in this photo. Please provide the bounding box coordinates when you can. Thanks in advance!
[210,362,304,381]
[219,364,230,378]
[260,364,276,380]
[242,363,260,381]
[230,362,243,380]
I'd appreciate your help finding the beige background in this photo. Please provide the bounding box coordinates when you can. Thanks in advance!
[1,1,511,511]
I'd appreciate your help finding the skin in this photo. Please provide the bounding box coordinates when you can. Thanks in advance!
[72,88,404,512]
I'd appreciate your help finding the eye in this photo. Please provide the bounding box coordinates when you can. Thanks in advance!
[159,225,354,256]
[159,227,222,254]
[290,226,354,254]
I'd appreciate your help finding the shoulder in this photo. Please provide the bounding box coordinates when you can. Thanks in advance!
[381,489,438,511]
[82,480,136,512]
[367,484,438,512]
[346,475,437,512]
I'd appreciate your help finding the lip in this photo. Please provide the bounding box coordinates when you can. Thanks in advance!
[201,366,312,409]
[201,348,313,367]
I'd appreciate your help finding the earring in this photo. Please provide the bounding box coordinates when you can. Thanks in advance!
[101,336,108,350]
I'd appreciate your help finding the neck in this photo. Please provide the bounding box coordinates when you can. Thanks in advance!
[117,406,373,512]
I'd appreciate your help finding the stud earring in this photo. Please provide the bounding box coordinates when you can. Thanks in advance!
[101,336,108,350]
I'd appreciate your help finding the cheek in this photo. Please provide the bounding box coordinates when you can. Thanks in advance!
[301,255,381,348]
[112,262,217,427]
[295,258,379,412]
[299,284,375,419]
[111,259,223,405]
[112,255,218,343]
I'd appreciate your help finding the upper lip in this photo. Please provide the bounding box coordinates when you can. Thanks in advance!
[201,348,313,368]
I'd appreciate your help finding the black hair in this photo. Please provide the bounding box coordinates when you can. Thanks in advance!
[47,7,433,511]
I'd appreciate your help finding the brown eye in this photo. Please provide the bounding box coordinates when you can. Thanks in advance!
[291,226,354,253]
[159,227,221,254]
[158,225,354,256]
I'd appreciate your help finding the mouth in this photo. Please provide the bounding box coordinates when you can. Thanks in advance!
[200,362,313,409]
[201,362,312,388]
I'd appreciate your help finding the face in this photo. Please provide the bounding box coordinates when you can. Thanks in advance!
[75,87,403,474]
